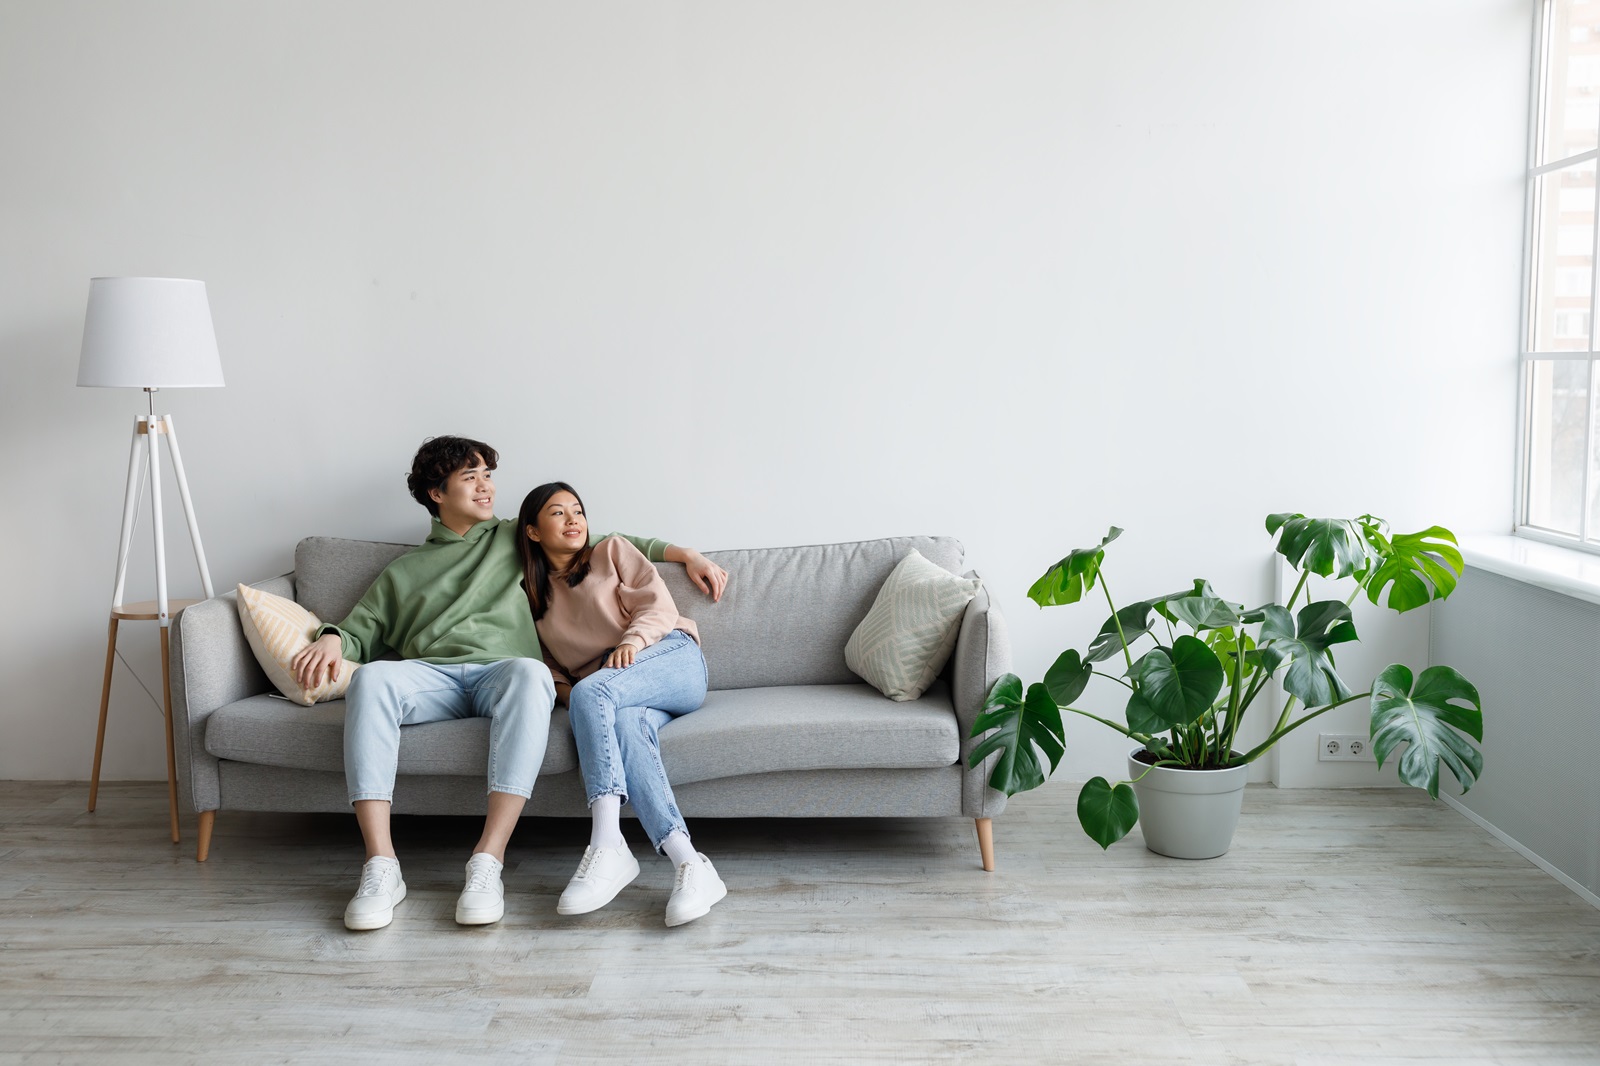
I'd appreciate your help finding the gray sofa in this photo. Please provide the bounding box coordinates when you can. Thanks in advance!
[170,535,1012,868]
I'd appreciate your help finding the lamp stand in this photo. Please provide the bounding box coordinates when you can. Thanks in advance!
[88,388,215,843]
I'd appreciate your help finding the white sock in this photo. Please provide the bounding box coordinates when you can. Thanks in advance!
[589,795,626,849]
[661,831,698,868]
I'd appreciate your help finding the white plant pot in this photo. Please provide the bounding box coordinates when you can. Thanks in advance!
[1127,748,1251,860]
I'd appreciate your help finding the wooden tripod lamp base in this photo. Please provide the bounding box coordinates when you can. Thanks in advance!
[88,599,200,844]
[84,411,214,845]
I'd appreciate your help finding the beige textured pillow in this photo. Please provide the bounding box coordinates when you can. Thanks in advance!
[235,583,359,705]
[846,550,982,701]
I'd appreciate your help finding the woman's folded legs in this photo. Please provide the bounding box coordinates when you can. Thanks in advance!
[561,632,723,924]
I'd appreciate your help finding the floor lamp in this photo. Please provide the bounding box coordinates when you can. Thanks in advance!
[78,277,224,843]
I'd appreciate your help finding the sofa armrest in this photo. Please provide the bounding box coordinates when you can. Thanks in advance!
[950,574,1012,819]
[169,574,292,813]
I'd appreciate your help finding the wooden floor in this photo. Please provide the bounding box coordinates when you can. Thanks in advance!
[2,782,1598,1065]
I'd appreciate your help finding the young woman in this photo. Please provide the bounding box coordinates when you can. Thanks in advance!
[516,482,726,927]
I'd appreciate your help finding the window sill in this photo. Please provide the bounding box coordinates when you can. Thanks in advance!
[1459,534,1600,608]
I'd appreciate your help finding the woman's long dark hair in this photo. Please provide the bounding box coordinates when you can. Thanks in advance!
[516,482,594,622]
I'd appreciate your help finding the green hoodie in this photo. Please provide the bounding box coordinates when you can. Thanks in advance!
[316,518,669,665]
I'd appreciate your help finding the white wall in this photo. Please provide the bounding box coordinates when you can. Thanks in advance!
[0,1,1530,786]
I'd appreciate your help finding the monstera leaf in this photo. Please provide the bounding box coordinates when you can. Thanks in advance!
[1043,649,1093,707]
[1155,579,1243,631]
[1370,664,1484,798]
[1256,601,1358,707]
[1028,528,1122,607]
[1267,513,1373,580]
[1124,636,1226,732]
[1086,602,1155,663]
[1077,777,1140,849]
[1206,626,1258,686]
[969,676,1065,796]
[1362,525,1464,614]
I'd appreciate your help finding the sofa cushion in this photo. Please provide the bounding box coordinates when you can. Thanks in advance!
[294,537,413,627]
[293,534,965,691]
[204,696,579,777]
[654,536,965,690]
[203,682,956,788]
[654,681,960,786]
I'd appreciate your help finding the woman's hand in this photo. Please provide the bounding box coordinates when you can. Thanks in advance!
[291,633,344,690]
[682,551,728,602]
[605,642,640,669]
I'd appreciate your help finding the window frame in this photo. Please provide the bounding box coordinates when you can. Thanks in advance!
[1517,0,1600,554]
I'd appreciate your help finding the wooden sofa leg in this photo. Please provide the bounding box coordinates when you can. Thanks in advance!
[975,817,995,872]
[196,811,215,862]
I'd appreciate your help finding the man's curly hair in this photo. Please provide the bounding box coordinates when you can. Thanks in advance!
[407,436,499,516]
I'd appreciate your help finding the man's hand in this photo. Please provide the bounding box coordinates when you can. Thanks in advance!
[605,642,639,670]
[291,633,344,690]
[681,551,728,602]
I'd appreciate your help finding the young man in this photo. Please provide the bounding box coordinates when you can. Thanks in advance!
[290,436,727,931]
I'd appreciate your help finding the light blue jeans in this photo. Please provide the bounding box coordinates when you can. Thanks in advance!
[568,630,708,852]
[343,657,556,804]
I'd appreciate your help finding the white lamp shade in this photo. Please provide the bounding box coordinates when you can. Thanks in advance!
[77,277,225,389]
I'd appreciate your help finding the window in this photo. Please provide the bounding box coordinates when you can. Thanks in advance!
[1520,0,1600,547]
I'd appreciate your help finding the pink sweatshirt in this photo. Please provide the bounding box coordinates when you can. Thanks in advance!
[535,535,700,685]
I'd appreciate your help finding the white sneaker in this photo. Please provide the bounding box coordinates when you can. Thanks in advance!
[665,853,727,927]
[344,857,406,931]
[556,845,640,915]
[455,853,505,926]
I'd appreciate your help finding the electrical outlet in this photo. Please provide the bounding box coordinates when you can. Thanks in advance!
[1318,733,1374,761]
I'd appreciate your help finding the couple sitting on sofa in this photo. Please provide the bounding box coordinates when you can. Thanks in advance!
[290,435,730,932]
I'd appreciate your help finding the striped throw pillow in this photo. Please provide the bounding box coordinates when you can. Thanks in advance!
[236,583,359,705]
[845,550,981,701]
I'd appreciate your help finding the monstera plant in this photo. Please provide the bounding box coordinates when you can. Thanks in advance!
[971,514,1485,851]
